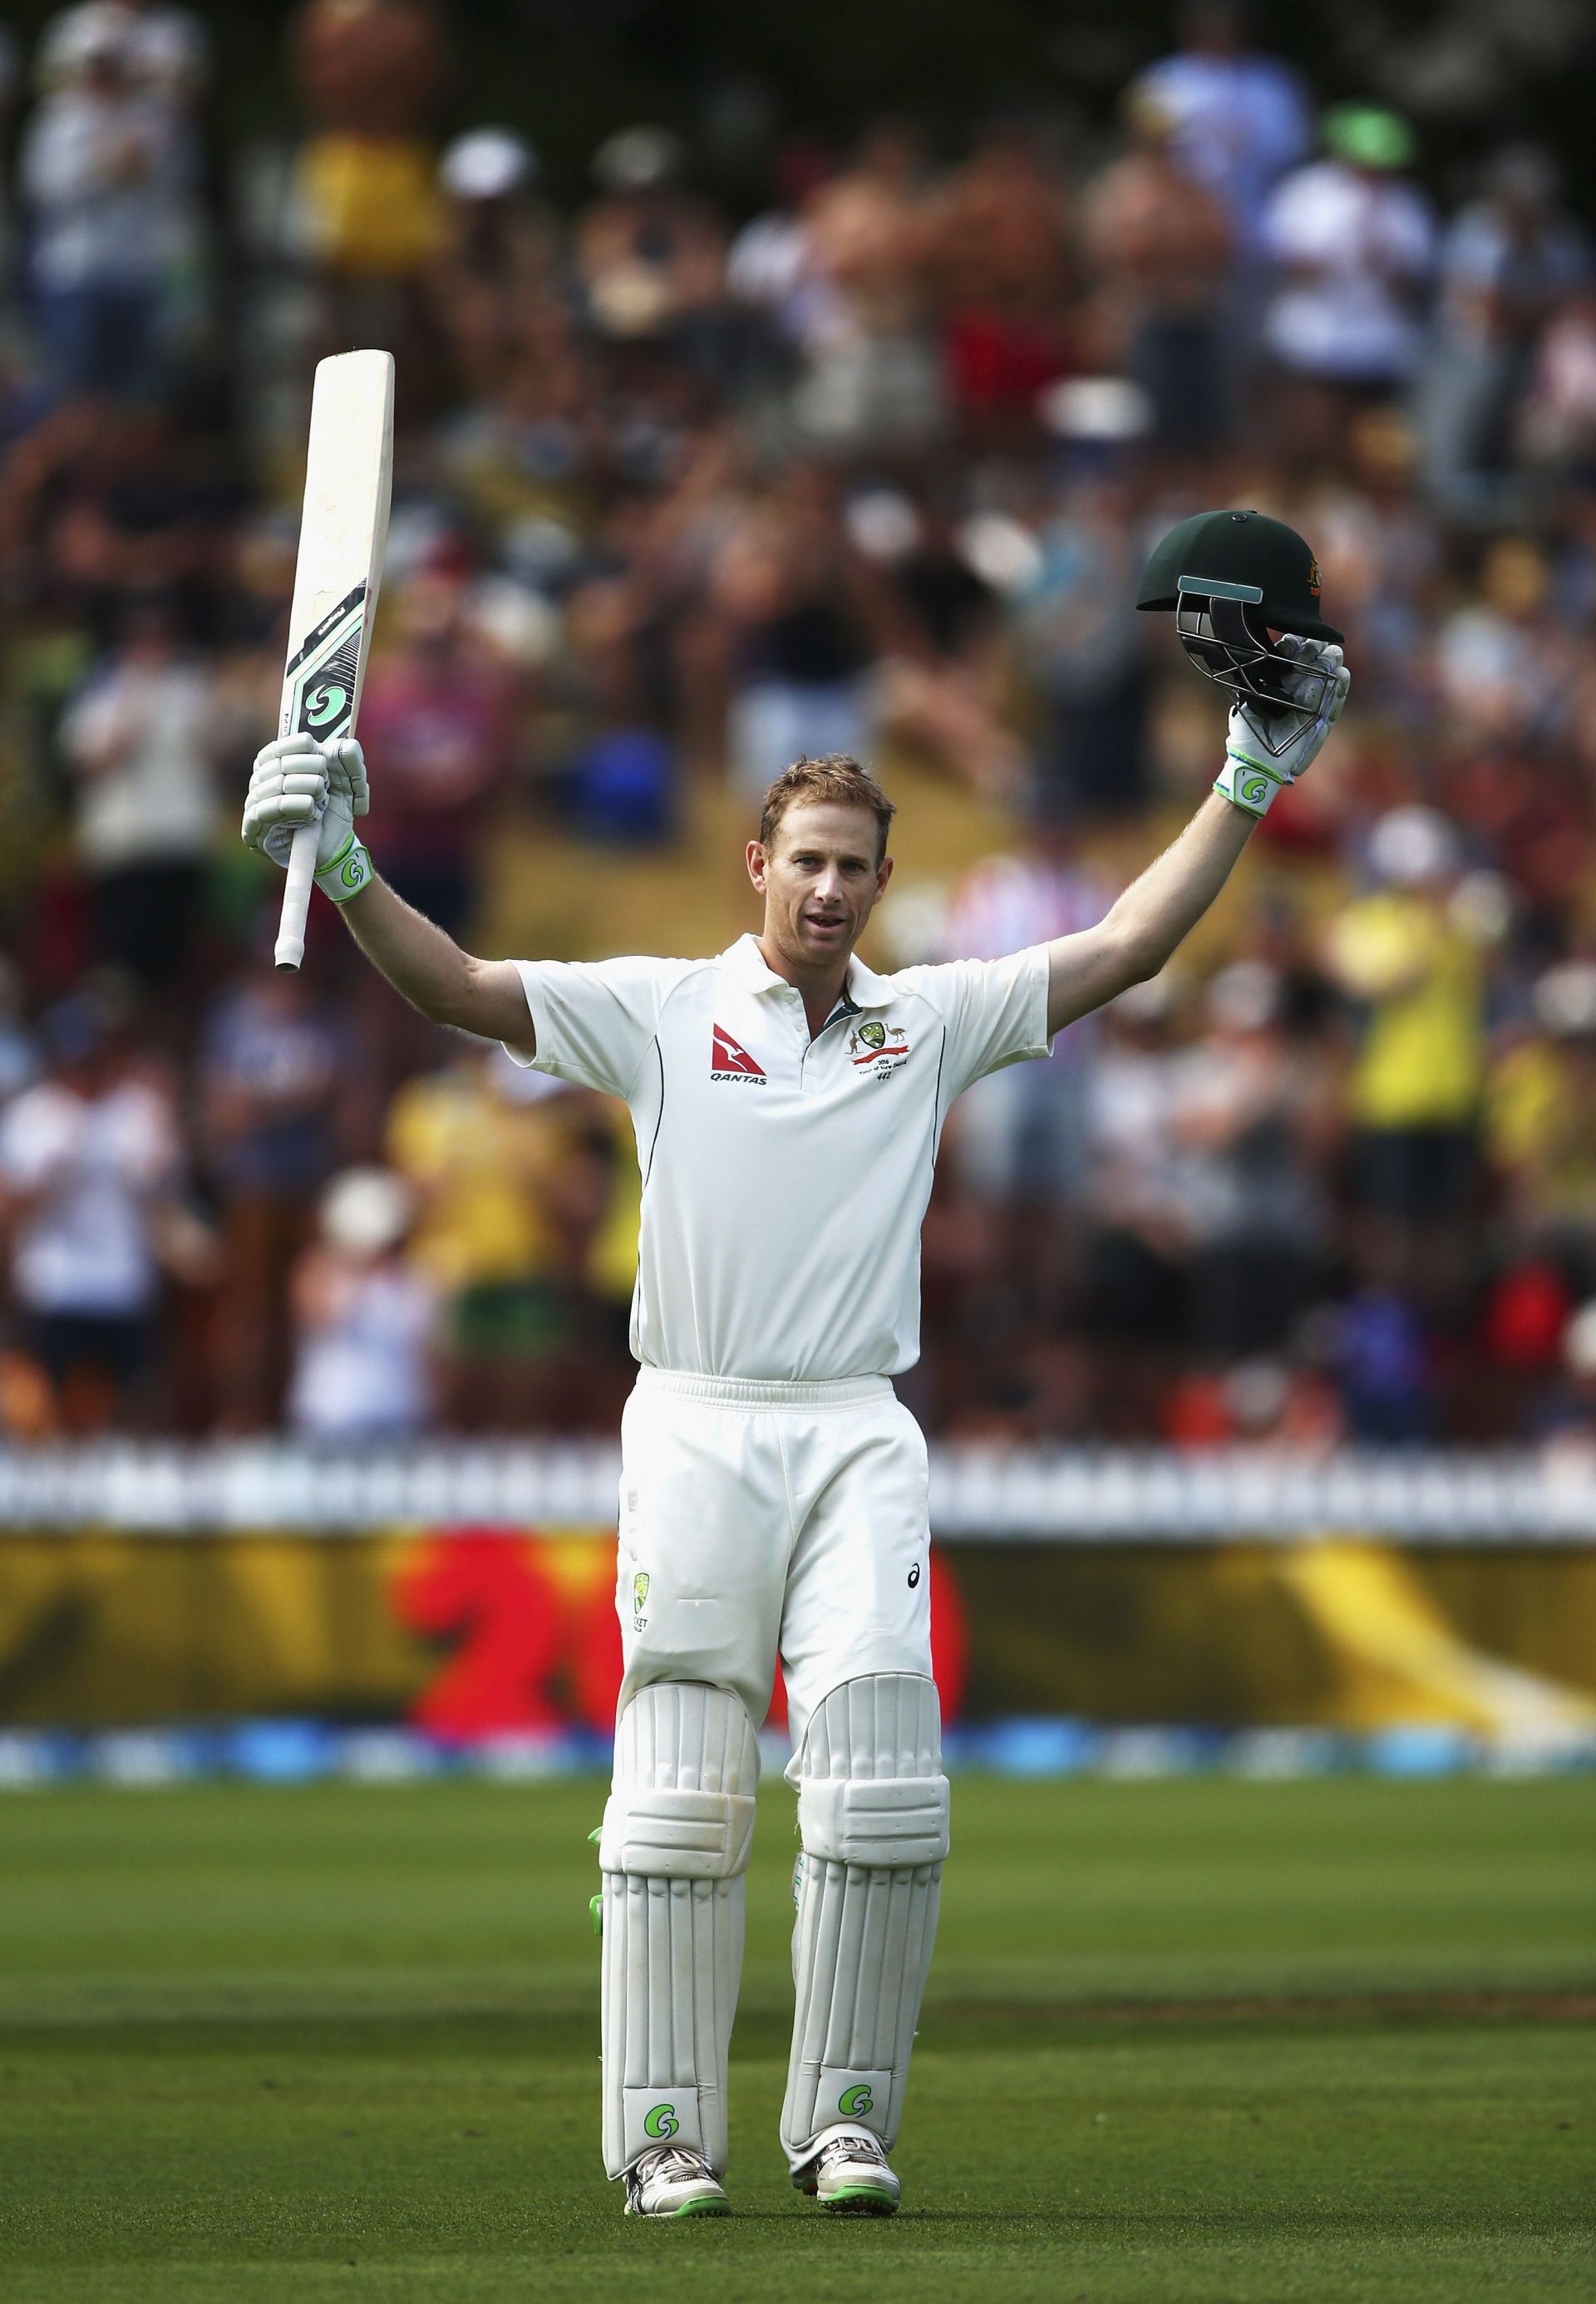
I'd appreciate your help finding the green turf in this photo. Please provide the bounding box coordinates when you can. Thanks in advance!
[2,1776,1592,2302]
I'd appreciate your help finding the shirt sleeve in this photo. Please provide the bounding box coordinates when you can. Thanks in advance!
[899,946,1053,1104]
[502,956,687,1101]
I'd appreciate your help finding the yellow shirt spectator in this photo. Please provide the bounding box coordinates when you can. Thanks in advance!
[1329,891,1483,1130]
[385,1056,562,1293]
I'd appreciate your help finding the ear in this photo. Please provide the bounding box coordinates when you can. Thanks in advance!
[875,853,894,897]
[746,839,768,893]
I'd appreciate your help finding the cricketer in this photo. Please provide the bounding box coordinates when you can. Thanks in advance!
[243,509,1348,2218]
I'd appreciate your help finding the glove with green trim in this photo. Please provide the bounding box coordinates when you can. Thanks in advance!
[242,734,374,903]
[1214,637,1350,819]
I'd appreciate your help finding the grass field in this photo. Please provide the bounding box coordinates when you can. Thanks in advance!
[2,1775,1593,2302]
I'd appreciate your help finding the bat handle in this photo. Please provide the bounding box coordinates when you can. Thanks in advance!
[273,824,320,971]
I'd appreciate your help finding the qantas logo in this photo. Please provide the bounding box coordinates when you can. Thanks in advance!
[710,1023,766,1083]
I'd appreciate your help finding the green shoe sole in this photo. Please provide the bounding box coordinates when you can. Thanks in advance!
[822,2184,899,2216]
[670,2196,732,2217]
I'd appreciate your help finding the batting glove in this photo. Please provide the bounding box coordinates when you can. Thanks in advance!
[1214,638,1351,819]
[243,735,374,903]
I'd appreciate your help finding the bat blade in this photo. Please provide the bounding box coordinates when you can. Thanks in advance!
[273,349,394,970]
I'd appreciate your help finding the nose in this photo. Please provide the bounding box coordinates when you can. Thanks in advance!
[810,864,846,907]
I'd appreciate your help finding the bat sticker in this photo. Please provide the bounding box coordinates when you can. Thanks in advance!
[280,582,368,742]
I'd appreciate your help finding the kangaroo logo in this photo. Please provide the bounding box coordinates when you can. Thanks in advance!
[643,2102,679,2139]
[306,683,347,727]
[839,2083,874,2118]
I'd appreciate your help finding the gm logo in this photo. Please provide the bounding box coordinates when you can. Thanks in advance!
[838,2083,874,2117]
[643,2102,679,2140]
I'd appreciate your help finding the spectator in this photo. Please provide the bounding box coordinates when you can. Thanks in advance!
[712,472,882,797]
[934,121,1073,445]
[860,488,1024,795]
[1262,105,1435,441]
[1170,960,1338,1356]
[427,130,560,401]
[1080,977,1194,1408]
[19,7,195,400]
[941,803,1110,1244]
[1518,285,1596,478]
[0,963,40,1105]
[0,987,183,1430]
[1326,807,1484,1229]
[39,2,209,111]
[1009,473,1154,817]
[386,1048,576,1428]
[198,967,357,1426]
[1131,0,1310,262]
[57,593,224,987]
[286,1166,437,1440]
[1436,535,1579,747]
[576,126,726,342]
[1485,960,1596,1267]
[1422,147,1589,521]
[353,572,521,936]
[1083,86,1234,454]
[727,141,840,357]
[791,120,948,455]
[290,0,448,283]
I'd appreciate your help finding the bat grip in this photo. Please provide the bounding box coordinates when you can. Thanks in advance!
[273,824,320,971]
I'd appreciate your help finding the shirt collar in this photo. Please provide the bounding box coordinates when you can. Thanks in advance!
[720,933,895,1012]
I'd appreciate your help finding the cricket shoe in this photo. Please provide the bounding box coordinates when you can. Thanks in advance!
[792,2128,901,2216]
[623,2144,731,2218]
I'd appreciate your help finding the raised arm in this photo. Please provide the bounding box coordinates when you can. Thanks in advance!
[339,877,534,1050]
[243,735,534,1053]
[1045,635,1351,1036]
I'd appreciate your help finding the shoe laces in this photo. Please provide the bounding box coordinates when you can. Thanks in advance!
[637,2144,713,2185]
[819,2130,887,2172]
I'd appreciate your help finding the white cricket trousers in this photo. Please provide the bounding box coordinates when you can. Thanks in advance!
[600,1368,948,2181]
[615,1368,934,1760]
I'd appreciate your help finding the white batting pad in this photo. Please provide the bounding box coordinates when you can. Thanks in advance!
[781,1673,949,2166]
[600,1681,759,2178]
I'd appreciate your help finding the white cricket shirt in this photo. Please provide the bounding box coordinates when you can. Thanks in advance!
[506,933,1052,1381]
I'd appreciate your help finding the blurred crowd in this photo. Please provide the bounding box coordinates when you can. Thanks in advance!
[2,0,1596,1454]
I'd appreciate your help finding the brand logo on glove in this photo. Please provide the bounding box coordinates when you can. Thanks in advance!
[643,2102,679,2139]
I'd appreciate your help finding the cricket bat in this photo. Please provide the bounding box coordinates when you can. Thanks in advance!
[273,349,395,971]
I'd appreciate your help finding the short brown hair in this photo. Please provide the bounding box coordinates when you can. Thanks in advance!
[758,755,896,863]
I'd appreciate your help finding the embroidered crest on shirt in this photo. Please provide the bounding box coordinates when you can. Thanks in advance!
[710,1023,766,1081]
[850,1021,911,1078]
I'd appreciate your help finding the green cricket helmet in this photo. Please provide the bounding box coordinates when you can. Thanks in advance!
[1137,509,1342,756]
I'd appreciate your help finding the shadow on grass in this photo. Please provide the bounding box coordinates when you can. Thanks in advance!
[4,1986,1590,2065]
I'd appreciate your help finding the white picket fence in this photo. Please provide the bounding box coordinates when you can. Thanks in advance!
[0,1442,1592,1541]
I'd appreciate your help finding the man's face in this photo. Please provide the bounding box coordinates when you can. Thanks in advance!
[747,801,892,972]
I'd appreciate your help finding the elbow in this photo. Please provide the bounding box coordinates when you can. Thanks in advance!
[1110,929,1168,992]
[426,953,498,1039]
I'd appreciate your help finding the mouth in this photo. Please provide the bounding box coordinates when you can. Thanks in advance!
[802,912,849,940]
